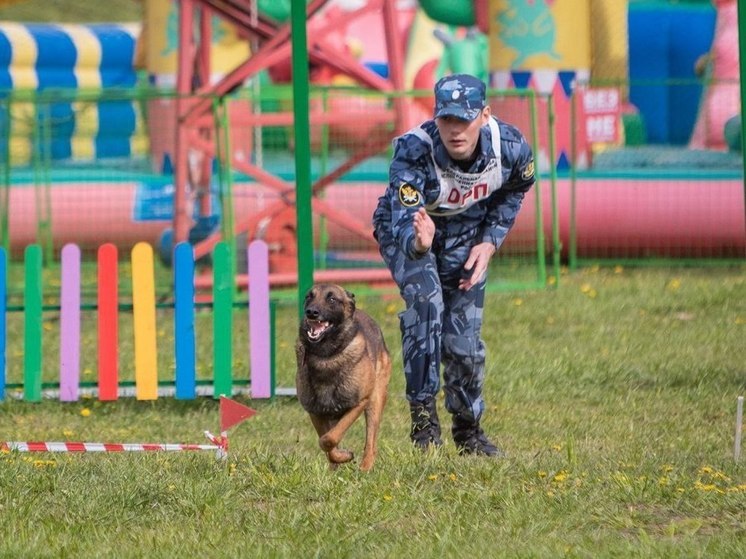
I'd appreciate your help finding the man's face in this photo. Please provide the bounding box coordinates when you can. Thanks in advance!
[435,106,491,161]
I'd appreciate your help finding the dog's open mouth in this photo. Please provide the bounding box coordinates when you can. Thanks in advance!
[306,319,331,341]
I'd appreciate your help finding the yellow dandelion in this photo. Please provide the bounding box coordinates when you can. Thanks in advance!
[547,276,557,286]
[580,283,592,294]
[62,430,74,438]
[83,368,93,378]
[449,473,457,481]
[428,474,438,481]
[546,490,555,497]
[385,303,398,315]
[676,487,685,493]
[614,265,624,274]
[383,494,393,501]
[553,471,568,483]
[661,464,674,473]
[228,463,237,476]
[43,322,54,332]
[168,484,176,491]
[513,298,523,306]
[658,477,669,486]
[698,466,714,475]
[551,444,562,451]
[80,408,91,417]
[666,278,681,291]
[694,480,717,492]
[538,470,547,478]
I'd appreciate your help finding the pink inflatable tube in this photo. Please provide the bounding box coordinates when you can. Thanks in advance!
[4,177,745,260]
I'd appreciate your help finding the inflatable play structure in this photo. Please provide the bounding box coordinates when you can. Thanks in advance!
[0,0,743,271]
[689,0,741,151]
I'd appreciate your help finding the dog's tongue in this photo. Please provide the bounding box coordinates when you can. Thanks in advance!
[307,320,329,339]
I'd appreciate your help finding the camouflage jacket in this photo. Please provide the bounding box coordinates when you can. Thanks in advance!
[372,116,535,260]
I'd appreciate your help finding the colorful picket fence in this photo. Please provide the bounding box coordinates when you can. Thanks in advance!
[0,240,274,402]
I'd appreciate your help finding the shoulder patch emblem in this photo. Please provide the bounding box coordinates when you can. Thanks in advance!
[398,184,421,207]
[521,160,535,181]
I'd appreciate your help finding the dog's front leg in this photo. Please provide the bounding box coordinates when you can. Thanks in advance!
[309,415,354,466]
[318,399,368,453]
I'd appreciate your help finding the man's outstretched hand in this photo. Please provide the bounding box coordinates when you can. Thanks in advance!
[460,242,495,290]
[413,207,435,254]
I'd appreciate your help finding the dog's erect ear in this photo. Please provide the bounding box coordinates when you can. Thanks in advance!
[345,289,356,313]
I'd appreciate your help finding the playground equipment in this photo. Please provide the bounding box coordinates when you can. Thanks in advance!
[0,239,275,402]
[0,0,742,274]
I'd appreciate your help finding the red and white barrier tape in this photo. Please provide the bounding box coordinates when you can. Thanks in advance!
[1,431,228,460]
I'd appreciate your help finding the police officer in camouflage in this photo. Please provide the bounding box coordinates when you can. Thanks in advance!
[372,74,535,456]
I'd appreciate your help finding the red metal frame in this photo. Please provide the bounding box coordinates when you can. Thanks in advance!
[171,0,410,264]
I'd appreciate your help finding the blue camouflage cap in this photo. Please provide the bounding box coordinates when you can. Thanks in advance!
[433,74,486,121]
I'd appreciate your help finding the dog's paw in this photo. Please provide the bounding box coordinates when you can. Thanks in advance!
[328,448,354,464]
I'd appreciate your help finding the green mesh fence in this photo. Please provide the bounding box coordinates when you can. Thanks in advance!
[0,85,555,299]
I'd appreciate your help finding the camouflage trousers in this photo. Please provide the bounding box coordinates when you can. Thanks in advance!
[378,238,487,424]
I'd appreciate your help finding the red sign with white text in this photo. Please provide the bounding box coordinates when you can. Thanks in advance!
[583,88,620,143]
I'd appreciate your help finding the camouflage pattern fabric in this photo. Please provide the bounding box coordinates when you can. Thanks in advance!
[372,115,535,424]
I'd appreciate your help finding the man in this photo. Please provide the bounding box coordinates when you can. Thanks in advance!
[372,74,535,456]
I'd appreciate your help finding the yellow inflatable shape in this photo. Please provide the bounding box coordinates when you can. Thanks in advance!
[144,0,250,79]
[490,0,590,70]
[403,9,445,90]
[0,23,37,88]
[590,0,629,87]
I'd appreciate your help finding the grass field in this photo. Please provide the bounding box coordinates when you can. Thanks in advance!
[1,265,745,557]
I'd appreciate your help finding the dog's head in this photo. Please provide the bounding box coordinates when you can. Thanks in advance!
[300,283,356,344]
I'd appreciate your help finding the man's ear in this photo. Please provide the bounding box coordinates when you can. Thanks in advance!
[481,105,492,124]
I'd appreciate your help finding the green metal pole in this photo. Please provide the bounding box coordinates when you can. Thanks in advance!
[1,98,10,253]
[569,85,578,270]
[527,90,546,287]
[291,0,314,318]
[738,0,746,239]
[215,97,237,293]
[547,93,561,286]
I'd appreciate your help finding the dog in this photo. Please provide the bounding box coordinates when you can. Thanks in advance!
[295,283,391,471]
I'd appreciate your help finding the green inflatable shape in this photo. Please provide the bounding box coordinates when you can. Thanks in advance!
[419,0,475,26]
[724,115,741,153]
[259,0,290,23]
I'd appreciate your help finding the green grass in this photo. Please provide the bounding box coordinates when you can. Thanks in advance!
[0,0,142,23]
[1,265,745,557]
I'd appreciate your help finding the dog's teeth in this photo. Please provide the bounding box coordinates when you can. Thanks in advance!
[306,320,330,341]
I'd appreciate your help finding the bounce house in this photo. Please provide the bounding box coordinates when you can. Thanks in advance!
[688,0,740,151]
[0,0,742,267]
[0,22,145,164]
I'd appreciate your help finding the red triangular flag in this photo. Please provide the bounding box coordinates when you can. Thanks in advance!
[220,397,257,432]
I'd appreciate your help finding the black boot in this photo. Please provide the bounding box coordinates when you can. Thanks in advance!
[452,416,504,458]
[409,397,443,450]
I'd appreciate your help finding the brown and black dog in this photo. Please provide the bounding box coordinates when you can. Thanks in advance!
[296,284,391,471]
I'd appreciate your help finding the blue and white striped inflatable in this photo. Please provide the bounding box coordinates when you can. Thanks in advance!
[0,22,146,163]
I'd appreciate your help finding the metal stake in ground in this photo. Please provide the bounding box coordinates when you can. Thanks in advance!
[735,395,744,462]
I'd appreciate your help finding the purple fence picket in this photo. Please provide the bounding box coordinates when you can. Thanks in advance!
[59,244,81,402]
